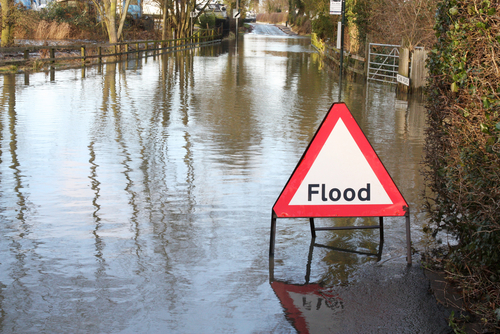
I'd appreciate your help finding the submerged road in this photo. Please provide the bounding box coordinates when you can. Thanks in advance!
[250,23,289,36]
[0,25,454,333]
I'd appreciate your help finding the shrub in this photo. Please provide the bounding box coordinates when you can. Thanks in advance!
[425,0,500,272]
[13,1,103,40]
[256,12,287,24]
[295,18,311,35]
[424,0,500,328]
[11,6,40,39]
[39,2,96,31]
[311,13,335,41]
[197,13,216,29]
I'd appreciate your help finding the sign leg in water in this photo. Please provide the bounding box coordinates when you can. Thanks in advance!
[269,103,412,264]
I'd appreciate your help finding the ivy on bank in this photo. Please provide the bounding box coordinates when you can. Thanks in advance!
[424,0,500,328]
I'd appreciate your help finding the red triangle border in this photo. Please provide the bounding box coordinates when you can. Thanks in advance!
[272,103,408,218]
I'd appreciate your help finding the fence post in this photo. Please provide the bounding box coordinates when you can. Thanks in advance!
[24,49,29,61]
[50,48,55,64]
[364,35,370,78]
[81,46,86,66]
[98,46,102,64]
[410,49,428,94]
[397,47,410,95]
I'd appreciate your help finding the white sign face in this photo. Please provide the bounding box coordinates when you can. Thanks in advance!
[233,9,241,18]
[397,74,410,86]
[330,0,341,15]
[337,21,342,49]
[288,119,393,206]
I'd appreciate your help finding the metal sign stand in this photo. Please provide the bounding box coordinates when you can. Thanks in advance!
[270,231,384,284]
[269,209,412,265]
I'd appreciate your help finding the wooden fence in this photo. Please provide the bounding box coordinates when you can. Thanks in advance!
[0,28,222,68]
[396,47,428,95]
[311,33,429,95]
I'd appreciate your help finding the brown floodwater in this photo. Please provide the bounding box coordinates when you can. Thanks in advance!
[0,24,446,333]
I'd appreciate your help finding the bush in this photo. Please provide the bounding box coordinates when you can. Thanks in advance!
[424,0,500,328]
[197,13,216,29]
[425,0,500,272]
[296,18,311,35]
[256,12,287,24]
[311,13,335,41]
[39,2,96,31]
[13,1,103,40]
[10,6,40,39]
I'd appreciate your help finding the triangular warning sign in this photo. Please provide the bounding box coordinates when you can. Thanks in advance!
[273,103,408,218]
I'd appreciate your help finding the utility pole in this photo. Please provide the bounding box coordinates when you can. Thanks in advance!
[236,0,239,44]
[338,0,345,101]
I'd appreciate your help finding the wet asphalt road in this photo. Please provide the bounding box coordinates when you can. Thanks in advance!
[325,257,452,333]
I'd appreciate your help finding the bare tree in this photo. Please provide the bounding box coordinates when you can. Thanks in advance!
[91,0,132,43]
[369,0,438,49]
[158,0,211,40]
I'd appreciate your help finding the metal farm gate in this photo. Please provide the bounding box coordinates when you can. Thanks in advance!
[367,43,401,84]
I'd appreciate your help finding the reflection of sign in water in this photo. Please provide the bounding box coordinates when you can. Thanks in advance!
[272,281,343,334]
[330,0,341,15]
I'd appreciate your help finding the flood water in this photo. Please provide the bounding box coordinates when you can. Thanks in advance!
[0,25,439,333]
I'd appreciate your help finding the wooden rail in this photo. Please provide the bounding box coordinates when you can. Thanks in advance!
[0,28,222,67]
[310,33,366,76]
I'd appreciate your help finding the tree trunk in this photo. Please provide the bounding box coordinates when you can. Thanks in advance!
[162,0,169,40]
[92,0,129,45]
[1,0,14,47]
[106,0,118,43]
[165,0,208,41]
[117,0,132,41]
